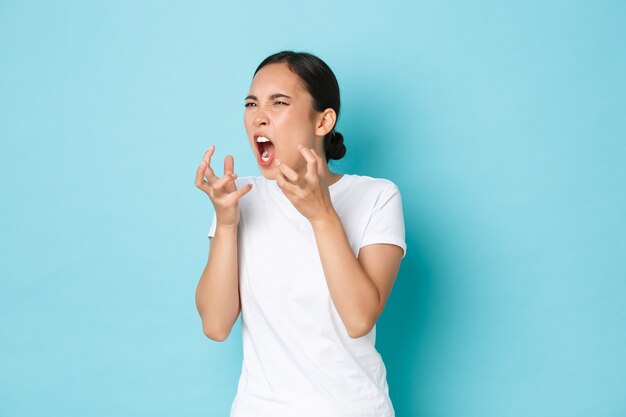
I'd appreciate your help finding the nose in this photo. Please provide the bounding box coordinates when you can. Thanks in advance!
[253,106,269,127]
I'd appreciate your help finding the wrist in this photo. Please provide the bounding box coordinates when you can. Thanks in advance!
[310,208,341,231]
[215,221,239,233]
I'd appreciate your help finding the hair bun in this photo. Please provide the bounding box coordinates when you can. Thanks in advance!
[324,130,346,161]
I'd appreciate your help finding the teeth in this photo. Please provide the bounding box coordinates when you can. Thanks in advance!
[256,136,270,143]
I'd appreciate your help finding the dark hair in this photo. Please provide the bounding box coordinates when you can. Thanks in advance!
[253,51,346,161]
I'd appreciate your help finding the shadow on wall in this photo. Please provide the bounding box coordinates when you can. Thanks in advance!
[343,77,445,415]
[377,230,436,415]
[332,77,391,180]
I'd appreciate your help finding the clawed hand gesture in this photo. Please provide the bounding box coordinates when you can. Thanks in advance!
[275,144,336,225]
[195,145,253,227]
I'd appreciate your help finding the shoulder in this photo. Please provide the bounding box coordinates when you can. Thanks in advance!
[344,174,401,196]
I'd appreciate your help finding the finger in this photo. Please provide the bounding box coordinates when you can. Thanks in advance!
[204,164,218,184]
[232,183,253,200]
[195,161,212,192]
[224,154,234,176]
[297,145,318,180]
[223,155,238,193]
[310,148,325,176]
[212,173,238,192]
[203,145,215,164]
[276,159,300,183]
[275,164,298,194]
[203,145,218,183]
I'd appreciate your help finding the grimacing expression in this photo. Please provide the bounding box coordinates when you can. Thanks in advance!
[244,63,321,178]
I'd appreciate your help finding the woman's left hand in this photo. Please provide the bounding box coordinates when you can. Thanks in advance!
[275,144,336,225]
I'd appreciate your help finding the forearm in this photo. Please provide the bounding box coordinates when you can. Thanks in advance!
[311,211,380,338]
[195,223,240,341]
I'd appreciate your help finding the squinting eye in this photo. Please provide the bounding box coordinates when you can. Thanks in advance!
[275,101,289,105]
[244,102,256,107]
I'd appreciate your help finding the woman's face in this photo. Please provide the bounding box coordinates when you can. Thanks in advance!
[244,62,321,179]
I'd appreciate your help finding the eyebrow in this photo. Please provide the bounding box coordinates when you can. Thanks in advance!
[245,93,292,101]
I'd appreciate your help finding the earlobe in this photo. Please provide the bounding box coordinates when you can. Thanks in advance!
[316,108,337,137]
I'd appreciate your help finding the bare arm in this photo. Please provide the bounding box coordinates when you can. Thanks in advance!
[195,224,240,341]
[194,146,252,342]
[311,214,403,338]
[274,145,404,338]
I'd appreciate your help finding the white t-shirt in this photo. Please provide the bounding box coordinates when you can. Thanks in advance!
[208,173,406,417]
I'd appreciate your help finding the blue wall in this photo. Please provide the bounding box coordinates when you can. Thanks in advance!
[1,1,624,416]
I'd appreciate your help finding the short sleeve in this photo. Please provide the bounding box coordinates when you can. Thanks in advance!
[208,209,217,239]
[360,182,407,259]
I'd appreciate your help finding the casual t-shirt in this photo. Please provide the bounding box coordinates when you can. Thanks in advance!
[207,173,406,417]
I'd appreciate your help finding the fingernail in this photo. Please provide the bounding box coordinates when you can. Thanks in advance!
[276,159,281,165]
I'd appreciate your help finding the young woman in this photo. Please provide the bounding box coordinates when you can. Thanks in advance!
[195,51,406,417]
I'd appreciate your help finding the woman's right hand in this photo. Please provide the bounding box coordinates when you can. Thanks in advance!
[195,145,253,228]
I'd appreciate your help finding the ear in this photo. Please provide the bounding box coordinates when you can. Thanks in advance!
[314,108,337,137]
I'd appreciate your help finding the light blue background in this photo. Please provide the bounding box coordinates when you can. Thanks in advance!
[1,1,625,416]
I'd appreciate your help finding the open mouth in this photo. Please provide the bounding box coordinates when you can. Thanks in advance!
[255,135,275,165]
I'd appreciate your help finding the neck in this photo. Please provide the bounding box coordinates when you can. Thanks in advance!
[319,162,342,187]
[313,140,342,186]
